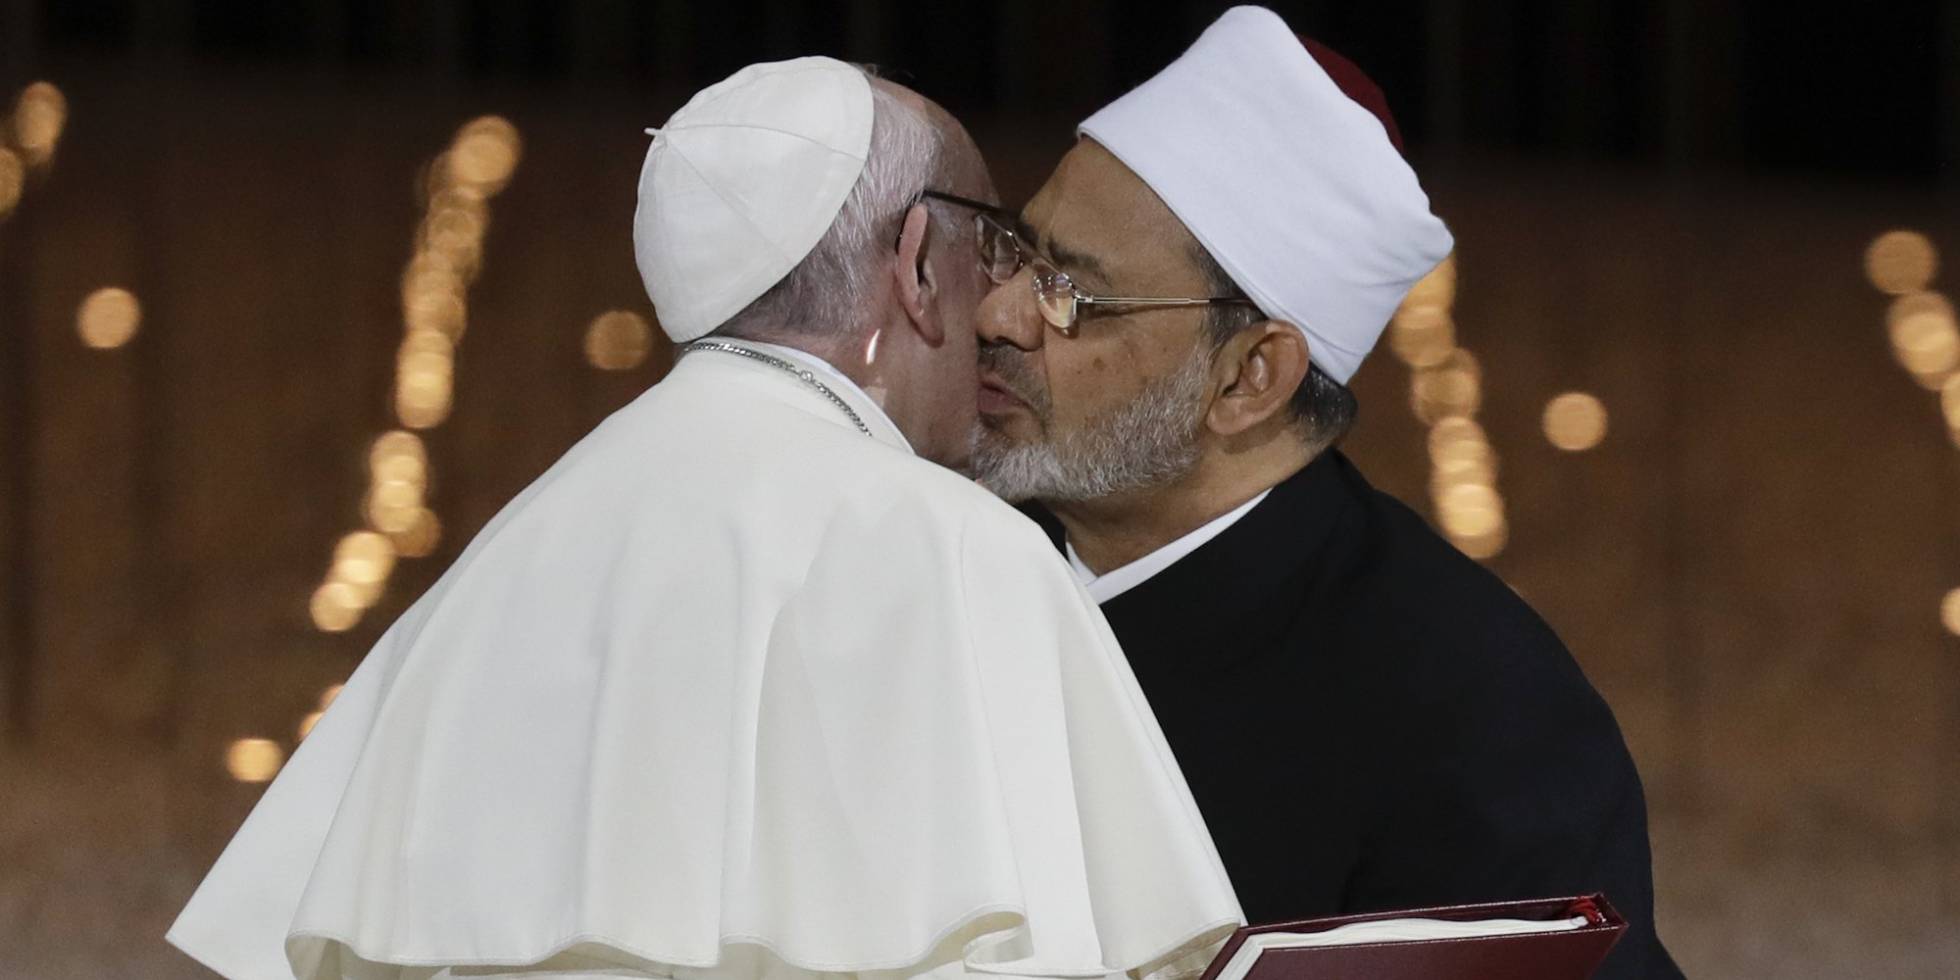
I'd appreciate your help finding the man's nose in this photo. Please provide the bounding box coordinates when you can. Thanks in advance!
[975,268,1046,352]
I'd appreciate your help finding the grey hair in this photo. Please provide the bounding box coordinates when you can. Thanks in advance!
[712,75,945,340]
[971,347,1213,503]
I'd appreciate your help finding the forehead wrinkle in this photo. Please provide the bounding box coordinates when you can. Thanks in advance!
[1017,212,1112,286]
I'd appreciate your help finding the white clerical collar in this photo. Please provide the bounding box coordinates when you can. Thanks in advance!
[1066,489,1272,604]
[713,338,913,454]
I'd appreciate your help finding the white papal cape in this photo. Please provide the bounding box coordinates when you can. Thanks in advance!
[167,341,1244,980]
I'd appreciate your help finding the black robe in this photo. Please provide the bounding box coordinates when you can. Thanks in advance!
[1025,451,1683,980]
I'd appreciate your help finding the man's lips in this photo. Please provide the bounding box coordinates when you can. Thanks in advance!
[977,373,1029,415]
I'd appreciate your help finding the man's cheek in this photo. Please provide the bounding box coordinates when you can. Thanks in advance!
[1047,358,1107,432]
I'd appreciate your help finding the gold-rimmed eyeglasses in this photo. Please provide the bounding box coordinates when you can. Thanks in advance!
[931,199,1255,337]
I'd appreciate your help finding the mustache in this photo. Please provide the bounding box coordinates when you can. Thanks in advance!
[977,342,1050,414]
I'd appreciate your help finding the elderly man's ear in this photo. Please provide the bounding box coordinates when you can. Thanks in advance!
[1207,321,1311,437]
[892,203,945,344]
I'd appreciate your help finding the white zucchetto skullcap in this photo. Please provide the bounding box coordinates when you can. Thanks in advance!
[1078,5,1454,384]
[634,56,873,343]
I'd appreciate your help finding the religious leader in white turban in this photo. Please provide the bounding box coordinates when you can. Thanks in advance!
[970,7,1682,980]
[167,57,1242,980]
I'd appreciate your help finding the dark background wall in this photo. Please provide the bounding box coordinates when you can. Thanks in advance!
[2,0,1956,180]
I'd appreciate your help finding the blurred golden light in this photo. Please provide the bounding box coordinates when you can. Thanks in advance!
[423,150,459,195]
[306,119,504,697]
[1889,308,1960,378]
[461,113,520,149]
[370,435,429,468]
[320,558,385,607]
[403,268,467,314]
[1432,464,1496,497]
[319,684,344,709]
[298,711,324,740]
[1397,251,1501,560]
[1410,350,1483,424]
[584,310,655,371]
[346,574,389,609]
[447,116,522,192]
[428,187,489,224]
[1430,423,1493,468]
[403,298,464,339]
[76,287,141,349]
[1943,588,1960,636]
[1388,307,1455,369]
[1402,253,1457,312]
[369,430,429,481]
[1912,370,1957,392]
[399,361,454,390]
[400,328,457,372]
[225,738,284,783]
[404,246,463,277]
[425,234,484,278]
[0,147,22,215]
[397,368,455,429]
[399,355,454,382]
[1438,483,1504,538]
[1887,291,1953,330]
[332,530,397,586]
[1865,230,1939,296]
[12,81,68,164]
[1455,519,1509,561]
[365,482,425,533]
[404,249,468,291]
[1942,376,1960,431]
[1543,392,1609,452]
[424,205,487,254]
[1430,418,1496,477]
[1431,457,1499,498]
[405,289,468,339]
[310,581,363,632]
[1427,416,1485,453]
[367,473,428,533]
[371,457,427,490]
[390,507,442,558]
[397,399,452,431]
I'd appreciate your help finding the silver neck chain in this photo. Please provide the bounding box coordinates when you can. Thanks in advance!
[680,341,873,437]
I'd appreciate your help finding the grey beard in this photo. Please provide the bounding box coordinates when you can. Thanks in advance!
[971,352,1211,504]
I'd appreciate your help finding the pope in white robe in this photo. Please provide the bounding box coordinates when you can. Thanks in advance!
[167,57,1242,980]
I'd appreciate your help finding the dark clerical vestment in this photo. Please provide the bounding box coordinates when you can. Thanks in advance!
[1025,450,1684,980]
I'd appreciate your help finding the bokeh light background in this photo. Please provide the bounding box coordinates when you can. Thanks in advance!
[2,2,1958,977]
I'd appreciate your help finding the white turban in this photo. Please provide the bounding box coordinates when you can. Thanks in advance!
[1079,5,1454,384]
[634,56,873,343]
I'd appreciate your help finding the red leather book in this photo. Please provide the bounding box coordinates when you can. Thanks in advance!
[1196,894,1626,980]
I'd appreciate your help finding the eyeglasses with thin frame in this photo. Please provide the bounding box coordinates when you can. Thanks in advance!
[955,204,1254,337]
[914,190,1257,336]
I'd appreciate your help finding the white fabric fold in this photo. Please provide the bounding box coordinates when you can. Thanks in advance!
[634,57,874,343]
[1078,5,1454,384]
[168,351,1243,980]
